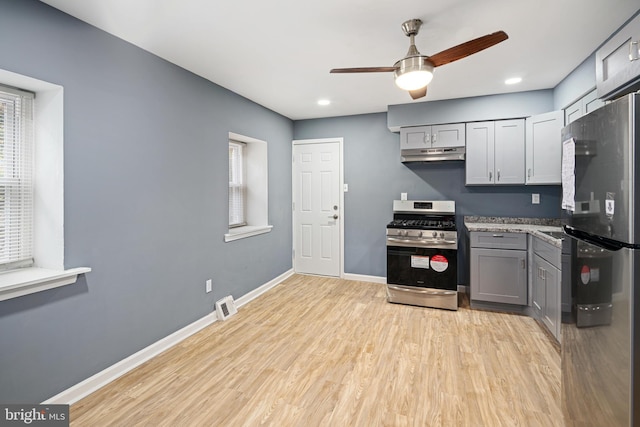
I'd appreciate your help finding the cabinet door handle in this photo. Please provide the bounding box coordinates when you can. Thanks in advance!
[522,259,526,269]
[489,171,493,181]
[492,234,504,238]
[527,168,532,178]
[630,40,639,62]
[424,133,431,144]
[432,134,437,145]
[497,169,501,181]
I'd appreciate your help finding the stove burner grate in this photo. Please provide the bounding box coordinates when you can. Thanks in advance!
[387,219,456,230]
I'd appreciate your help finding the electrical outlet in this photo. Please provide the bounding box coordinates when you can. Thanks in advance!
[532,193,540,204]
[206,279,212,293]
[401,192,407,200]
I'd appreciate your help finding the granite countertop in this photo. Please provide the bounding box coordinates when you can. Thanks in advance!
[464,216,564,247]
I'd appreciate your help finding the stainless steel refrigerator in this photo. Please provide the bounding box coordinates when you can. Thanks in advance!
[561,92,640,426]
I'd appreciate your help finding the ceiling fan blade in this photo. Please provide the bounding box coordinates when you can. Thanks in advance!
[428,31,508,67]
[409,87,427,100]
[330,67,396,73]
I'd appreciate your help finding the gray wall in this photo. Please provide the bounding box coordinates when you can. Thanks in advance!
[0,0,293,403]
[293,102,562,283]
[553,53,597,110]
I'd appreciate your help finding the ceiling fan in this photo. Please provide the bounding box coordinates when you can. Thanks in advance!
[330,19,508,100]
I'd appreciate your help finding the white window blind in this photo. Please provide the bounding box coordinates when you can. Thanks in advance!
[0,86,34,269]
[229,141,245,227]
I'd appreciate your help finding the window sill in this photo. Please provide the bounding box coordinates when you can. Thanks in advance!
[0,267,91,302]
[224,225,273,242]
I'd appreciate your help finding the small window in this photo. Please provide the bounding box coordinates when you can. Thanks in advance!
[224,132,272,242]
[0,85,34,270]
[228,140,246,228]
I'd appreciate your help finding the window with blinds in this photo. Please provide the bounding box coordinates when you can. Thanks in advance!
[229,141,246,227]
[0,86,34,270]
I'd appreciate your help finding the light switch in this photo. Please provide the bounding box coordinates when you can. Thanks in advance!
[343,183,349,192]
[401,193,408,200]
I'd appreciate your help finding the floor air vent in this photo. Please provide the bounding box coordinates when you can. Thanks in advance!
[215,296,237,320]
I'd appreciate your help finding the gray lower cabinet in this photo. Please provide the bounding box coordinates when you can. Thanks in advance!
[531,236,561,341]
[470,232,527,305]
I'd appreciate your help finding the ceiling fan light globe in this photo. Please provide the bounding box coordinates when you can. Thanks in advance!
[395,70,433,90]
[394,57,434,91]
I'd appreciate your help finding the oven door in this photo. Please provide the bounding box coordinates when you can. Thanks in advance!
[386,245,457,291]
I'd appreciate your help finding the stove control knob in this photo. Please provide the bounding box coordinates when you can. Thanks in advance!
[440,232,445,239]
[418,231,423,238]
[402,230,408,237]
[432,231,438,238]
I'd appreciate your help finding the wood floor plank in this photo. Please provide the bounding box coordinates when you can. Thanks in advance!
[70,275,564,426]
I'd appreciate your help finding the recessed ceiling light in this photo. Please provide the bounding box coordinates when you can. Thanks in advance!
[317,99,331,106]
[505,77,522,85]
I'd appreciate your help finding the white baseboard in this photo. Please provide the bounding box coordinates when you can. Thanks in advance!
[342,273,387,284]
[43,268,294,405]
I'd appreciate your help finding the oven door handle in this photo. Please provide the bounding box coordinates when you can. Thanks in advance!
[387,285,457,296]
[386,237,457,248]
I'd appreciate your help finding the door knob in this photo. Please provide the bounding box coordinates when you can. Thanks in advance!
[329,214,338,220]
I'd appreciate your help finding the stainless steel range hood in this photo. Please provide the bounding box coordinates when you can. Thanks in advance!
[401,146,465,162]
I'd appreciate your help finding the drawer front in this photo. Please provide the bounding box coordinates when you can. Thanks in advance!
[470,232,527,250]
[533,237,561,268]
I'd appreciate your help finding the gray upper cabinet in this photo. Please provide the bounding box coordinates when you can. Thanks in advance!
[564,99,582,125]
[565,89,605,124]
[495,120,526,184]
[400,123,465,150]
[525,110,564,185]
[466,119,525,185]
[466,121,494,185]
[583,89,606,115]
[596,13,640,99]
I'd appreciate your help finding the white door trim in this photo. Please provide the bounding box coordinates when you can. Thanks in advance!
[292,137,344,278]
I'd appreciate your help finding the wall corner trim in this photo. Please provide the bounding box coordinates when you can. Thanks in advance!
[42,268,294,405]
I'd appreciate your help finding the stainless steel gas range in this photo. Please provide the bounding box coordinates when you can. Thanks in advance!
[386,200,458,310]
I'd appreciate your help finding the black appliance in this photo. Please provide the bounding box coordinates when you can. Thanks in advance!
[386,200,458,310]
[561,93,640,426]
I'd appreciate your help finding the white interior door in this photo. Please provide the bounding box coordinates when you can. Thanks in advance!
[293,139,342,277]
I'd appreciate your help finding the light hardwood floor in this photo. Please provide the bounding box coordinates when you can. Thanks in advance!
[71,275,563,426]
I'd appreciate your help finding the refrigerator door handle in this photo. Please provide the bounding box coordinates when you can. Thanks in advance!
[563,225,639,250]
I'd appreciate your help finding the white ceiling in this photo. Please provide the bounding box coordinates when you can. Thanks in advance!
[40,0,639,120]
